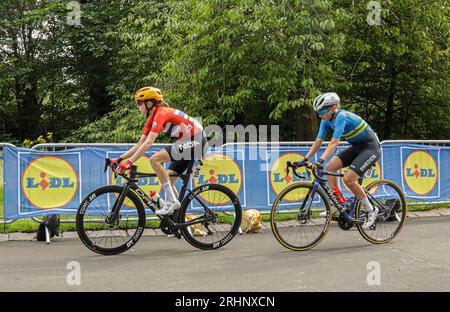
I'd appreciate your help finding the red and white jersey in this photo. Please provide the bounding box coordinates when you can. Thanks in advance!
[143,107,203,139]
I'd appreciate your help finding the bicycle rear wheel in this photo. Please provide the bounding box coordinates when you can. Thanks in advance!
[178,184,242,250]
[355,179,407,244]
[76,185,146,255]
[270,182,332,251]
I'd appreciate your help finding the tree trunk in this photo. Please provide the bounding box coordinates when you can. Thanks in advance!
[383,67,396,139]
[75,47,113,121]
[15,76,41,141]
[295,105,318,141]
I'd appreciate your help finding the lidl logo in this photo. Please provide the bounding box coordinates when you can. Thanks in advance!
[21,156,78,209]
[403,150,438,196]
[193,154,242,205]
[270,152,311,202]
[110,155,162,208]
[341,161,382,194]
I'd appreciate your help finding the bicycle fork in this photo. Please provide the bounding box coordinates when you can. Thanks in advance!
[105,184,131,225]
[297,186,316,223]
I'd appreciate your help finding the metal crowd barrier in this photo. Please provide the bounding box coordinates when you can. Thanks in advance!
[29,142,172,225]
[222,141,350,216]
[1,143,17,225]
[380,140,450,206]
[1,140,450,229]
[381,140,450,145]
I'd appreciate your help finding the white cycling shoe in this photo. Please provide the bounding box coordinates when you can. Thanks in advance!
[362,206,379,229]
[155,200,181,215]
[319,206,338,217]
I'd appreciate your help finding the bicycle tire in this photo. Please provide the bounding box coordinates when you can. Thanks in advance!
[355,179,407,244]
[76,185,146,255]
[270,182,332,251]
[178,184,242,250]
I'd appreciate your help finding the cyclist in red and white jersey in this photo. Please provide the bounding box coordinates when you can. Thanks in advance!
[113,87,208,215]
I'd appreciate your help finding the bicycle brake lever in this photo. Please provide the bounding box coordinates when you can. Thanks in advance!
[104,158,110,173]
[285,161,292,179]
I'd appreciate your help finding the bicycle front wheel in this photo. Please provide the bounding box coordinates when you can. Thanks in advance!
[270,182,332,251]
[178,184,242,250]
[355,179,407,244]
[76,185,146,255]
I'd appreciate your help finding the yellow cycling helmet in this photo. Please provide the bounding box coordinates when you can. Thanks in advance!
[134,86,163,102]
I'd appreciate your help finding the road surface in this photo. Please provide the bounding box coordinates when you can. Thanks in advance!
[1,216,450,291]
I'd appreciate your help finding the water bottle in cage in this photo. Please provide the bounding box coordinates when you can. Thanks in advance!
[332,187,347,205]
[150,191,165,208]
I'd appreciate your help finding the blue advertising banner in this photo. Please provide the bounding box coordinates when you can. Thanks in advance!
[3,146,165,219]
[2,143,450,219]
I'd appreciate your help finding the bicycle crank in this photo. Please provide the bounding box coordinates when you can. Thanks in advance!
[338,213,354,231]
[160,216,175,235]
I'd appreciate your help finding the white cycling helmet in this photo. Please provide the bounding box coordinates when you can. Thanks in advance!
[313,92,340,112]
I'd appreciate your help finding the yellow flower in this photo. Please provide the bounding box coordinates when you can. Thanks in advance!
[22,139,34,148]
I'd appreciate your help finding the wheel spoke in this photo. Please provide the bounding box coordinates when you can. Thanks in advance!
[356,180,407,244]
[77,186,145,255]
[271,183,331,251]
[180,185,241,249]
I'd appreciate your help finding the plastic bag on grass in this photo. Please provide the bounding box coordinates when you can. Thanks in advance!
[241,209,263,234]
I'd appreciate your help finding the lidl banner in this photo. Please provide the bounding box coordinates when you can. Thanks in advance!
[2,144,450,219]
[0,154,3,187]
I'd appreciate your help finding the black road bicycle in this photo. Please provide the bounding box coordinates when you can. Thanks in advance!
[76,158,242,255]
[270,160,407,251]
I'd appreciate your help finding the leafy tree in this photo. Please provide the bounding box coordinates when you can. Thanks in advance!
[88,0,349,142]
[0,0,53,140]
[0,0,136,143]
[338,0,450,140]
[62,0,137,120]
[1,0,448,144]
[160,0,350,140]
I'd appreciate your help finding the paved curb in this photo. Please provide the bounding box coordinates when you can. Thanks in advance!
[407,208,450,218]
[1,208,450,242]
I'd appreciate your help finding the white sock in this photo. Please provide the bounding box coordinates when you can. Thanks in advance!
[163,182,177,203]
[360,197,374,213]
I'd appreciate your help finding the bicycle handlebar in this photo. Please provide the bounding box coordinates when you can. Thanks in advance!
[286,160,344,183]
[104,158,204,182]
[104,158,138,183]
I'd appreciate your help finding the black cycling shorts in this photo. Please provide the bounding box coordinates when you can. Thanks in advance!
[164,132,208,175]
[336,140,381,177]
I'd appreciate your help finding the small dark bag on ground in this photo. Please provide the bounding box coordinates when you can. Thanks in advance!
[36,215,60,241]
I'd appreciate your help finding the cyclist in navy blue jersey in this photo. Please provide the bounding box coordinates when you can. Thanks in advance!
[303,93,381,229]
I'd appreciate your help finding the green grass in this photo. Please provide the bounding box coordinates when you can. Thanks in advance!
[405,202,450,211]
[1,190,40,233]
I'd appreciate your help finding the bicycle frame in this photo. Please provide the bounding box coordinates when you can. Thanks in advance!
[106,159,216,229]
[309,179,363,225]
[286,161,366,225]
